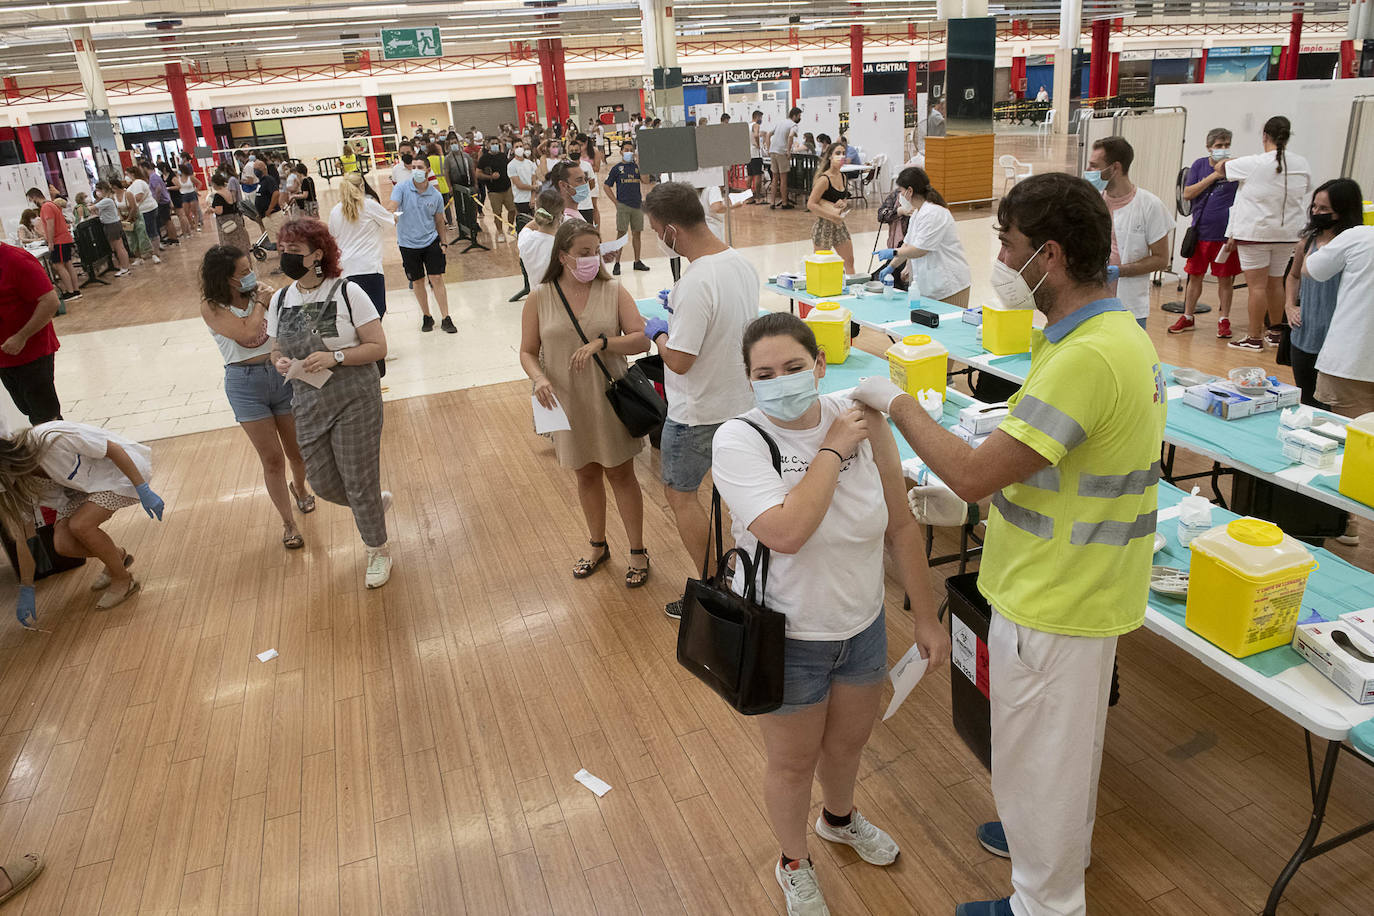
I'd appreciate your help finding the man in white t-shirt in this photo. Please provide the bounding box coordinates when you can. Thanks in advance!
[1087,136,1171,327]
[508,144,537,215]
[640,182,760,619]
[1304,224,1374,417]
[767,106,802,210]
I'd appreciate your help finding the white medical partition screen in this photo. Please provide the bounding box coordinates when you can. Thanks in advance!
[0,162,47,242]
[798,96,842,145]
[1342,95,1374,201]
[848,94,906,194]
[285,115,347,172]
[59,157,94,206]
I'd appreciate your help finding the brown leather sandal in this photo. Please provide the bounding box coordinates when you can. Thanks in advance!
[572,540,610,579]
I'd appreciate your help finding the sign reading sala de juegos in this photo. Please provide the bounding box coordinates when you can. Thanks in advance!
[222,98,367,121]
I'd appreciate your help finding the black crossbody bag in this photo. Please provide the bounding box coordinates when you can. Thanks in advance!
[553,280,667,438]
[676,419,787,715]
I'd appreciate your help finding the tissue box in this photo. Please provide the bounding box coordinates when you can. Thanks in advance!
[1266,381,1301,409]
[776,273,806,290]
[952,424,991,448]
[962,306,983,326]
[1292,622,1374,704]
[1340,610,1374,645]
[957,402,1009,436]
[1182,383,1278,420]
[1278,428,1339,469]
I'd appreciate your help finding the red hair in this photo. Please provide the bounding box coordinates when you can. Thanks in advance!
[276,218,342,278]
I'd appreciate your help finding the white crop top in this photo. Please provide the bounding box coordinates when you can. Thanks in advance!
[209,302,273,365]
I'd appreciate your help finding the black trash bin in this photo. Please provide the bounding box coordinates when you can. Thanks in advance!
[946,572,992,771]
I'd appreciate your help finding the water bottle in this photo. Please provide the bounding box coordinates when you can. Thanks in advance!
[881,274,895,299]
[907,276,921,310]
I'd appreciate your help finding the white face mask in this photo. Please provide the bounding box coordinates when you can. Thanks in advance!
[412,169,428,187]
[990,242,1048,312]
[897,193,914,216]
[514,147,525,158]
[655,225,681,259]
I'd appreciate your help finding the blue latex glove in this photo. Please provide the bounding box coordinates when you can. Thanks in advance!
[16,585,35,628]
[136,482,164,520]
[657,289,673,313]
[877,264,895,280]
[643,317,669,342]
[876,248,897,261]
[1106,264,1120,284]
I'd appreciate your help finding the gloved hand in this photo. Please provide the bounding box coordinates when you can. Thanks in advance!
[643,317,669,342]
[876,248,897,261]
[877,264,895,281]
[657,289,673,314]
[16,585,36,628]
[907,483,969,527]
[1106,264,1120,284]
[850,376,905,413]
[136,482,164,521]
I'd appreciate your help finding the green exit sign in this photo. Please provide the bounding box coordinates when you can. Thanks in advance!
[380,27,442,60]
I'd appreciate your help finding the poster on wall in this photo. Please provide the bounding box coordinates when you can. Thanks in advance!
[0,162,48,242]
[846,95,905,195]
[689,102,724,124]
[59,157,94,204]
[597,104,625,124]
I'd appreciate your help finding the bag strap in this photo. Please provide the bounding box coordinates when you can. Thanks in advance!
[552,279,615,386]
[331,278,354,325]
[704,417,782,604]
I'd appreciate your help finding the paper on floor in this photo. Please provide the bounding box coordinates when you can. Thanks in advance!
[574,768,612,797]
[532,395,572,434]
[599,233,630,256]
[257,648,279,663]
[729,188,753,205]
[285,359,333,389]
[883,641,930,721]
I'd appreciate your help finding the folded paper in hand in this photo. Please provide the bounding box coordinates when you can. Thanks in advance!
[883,641,929,721]
[729,189,753,205]
[286,358,333,389]
[531,395,572,434]
[599,233,630,256]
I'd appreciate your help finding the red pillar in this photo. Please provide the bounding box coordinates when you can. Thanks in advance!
[550,38,570,124]
[790,68,801,105]
[515,84,535,126]
[164,62,199,155]
[1196,49,1208,83]
[364,96,383,156]
[537,39,557,124]
[1088,19,1110,99]
[1340,40,1356,79]
[199,110,218,151]
[1283,9,1304,80]
[1010,56,1026,100]
[908,61,921,102]
[16,125,38,163]
[850,24,864,98]
[638,87,646,119]
[1108,49,1120,97]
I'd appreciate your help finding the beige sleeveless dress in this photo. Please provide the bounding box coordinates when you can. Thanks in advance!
[535,277,645,470]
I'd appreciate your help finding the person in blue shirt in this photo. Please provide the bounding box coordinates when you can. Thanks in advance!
[389,162,454,333]
[603,140,651,275]
[1170,127,1242,338]
[838,135,862,165]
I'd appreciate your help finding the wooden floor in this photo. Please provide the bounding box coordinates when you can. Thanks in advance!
[2,372,1373,915]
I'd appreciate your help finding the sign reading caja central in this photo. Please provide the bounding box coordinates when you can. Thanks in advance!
[380,27,442,60]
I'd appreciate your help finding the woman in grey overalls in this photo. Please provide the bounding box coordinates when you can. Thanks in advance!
[266,218,395,589]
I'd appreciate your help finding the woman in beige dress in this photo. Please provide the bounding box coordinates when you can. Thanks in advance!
[519,220,654,587]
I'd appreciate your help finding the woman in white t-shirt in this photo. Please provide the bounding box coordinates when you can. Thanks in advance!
[876,166,972,306]
[177,163,203,232]
[709,313,949,914]
[1216,115,1312,351]
[517,188,565,291]
[125,165,164,260]
[328,172,396,328]
[266,218,395,590]
[1,421,165,616]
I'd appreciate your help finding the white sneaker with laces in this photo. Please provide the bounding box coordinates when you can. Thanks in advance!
[115,268,130,277]
[152,254,163,264]
[775,859,830,916]
[365,547,392,589]
[813,810,899,865]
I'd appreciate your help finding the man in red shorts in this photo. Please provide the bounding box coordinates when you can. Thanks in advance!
[1170,128,1240,337]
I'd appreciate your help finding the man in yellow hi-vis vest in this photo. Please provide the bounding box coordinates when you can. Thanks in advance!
[851,172,1167,916]
[340,144,358,174]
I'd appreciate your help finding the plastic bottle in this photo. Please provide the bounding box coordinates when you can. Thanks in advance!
[882,274,896,299]
[907,275,922,310]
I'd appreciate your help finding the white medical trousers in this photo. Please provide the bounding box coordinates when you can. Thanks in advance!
[988,609,1118,916]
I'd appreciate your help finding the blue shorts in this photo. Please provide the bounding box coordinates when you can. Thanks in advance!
[660,418,722,492]
[224,362,294,423]
[775,610,888,714]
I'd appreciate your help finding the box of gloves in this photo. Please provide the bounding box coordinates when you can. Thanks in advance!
[957,402,1009,436]
[1182,383,1278,420]
[1292,621,1374,705]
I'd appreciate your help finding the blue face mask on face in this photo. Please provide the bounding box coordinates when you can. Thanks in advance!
[751,367,819,421]
[239,271,258,293]
[573,182,591,204]
[622,151,634,163]
[1083,169,1107,191]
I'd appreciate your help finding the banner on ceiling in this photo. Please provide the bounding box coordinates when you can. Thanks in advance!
[222,98,367,121]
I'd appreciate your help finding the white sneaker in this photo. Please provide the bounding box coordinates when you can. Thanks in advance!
[131,258,144,266]
[115,268,130,277]
[1336,519,1360,547]
[813,810,899,865]
[775,859,830,916]
[152,255,163,264]
[381,490,392,516]
[365,547,392,589]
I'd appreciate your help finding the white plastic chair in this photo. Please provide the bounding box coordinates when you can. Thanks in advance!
[999,155,1033,195]
[1037,108,1055,147]
[862,153,888,203]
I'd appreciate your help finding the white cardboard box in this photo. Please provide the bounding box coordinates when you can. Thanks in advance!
[957,403,1009,436]
[952,424,991,448]
[1292,622,1374,705]
[1182,383,1279,420]
[1339,610,1374,646]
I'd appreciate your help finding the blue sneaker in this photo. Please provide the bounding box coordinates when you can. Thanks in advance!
[976,821,1010,859]
[955,898,1013,916]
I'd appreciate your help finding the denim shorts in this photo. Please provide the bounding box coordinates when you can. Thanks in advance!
[660,418,721,492]
[224,362,294,423]
[775,609,888,714]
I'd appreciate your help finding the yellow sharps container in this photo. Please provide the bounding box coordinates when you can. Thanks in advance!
[885,334,948,399]
[1185,519,1317,657]
[1338,413,1374,507]
[804,250,845,297]
[804,301,852,364]
[982,304,1033,355]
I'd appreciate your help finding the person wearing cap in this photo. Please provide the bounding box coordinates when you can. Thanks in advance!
[849,172,1167,916]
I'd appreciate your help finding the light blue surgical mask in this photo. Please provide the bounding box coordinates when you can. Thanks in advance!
[239,271,258,293]
[622,151,634,163]
[751,368,819,421]
[1083,169,1107,191]
[1210,148,1231,160]
[573,183,591,204]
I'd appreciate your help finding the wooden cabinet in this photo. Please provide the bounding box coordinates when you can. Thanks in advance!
[924,133,995,206]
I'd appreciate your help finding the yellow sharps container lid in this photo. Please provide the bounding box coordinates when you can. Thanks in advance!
[815,301,841,311]
[1226,518,1283,547]
[902,334,933,346]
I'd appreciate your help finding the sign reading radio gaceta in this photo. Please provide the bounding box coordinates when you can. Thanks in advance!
[222,98,367,121]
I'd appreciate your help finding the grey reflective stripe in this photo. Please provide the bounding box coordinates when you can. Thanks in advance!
[1071,510,1159,547]
[1022,466,1060,492]
[1010,395,1087,452]
[992,492,1055,540]
[1077,461,1162,499]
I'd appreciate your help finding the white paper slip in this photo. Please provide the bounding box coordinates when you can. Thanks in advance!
[883,641,930,721]
[729,188,753,205]
[285,359,333,389]
[599,233,630,256]
[1156,504,1183,522]
[257,648,278,663]
[574,768,612,797]
[532,395,572,434]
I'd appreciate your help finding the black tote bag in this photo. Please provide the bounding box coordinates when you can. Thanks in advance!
[554,280,667,439]
[676,419,786,715]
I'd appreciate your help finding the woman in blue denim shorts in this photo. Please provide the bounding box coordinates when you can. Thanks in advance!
[200,245,314,549]
[711,313,950,915]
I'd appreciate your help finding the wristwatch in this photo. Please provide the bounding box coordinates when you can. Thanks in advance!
[598,333,608,351]
[333,350,345,365]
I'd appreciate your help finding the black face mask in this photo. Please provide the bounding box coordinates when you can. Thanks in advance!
[1308,212,1337,231]
[280,252,309,280]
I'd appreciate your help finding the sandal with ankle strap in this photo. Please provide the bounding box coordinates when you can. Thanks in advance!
[626,548,650,589]
[572,540,610,579]
[289,482,316,514]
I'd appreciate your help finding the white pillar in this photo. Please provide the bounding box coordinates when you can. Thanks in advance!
[70,26,109,111]
[640,0,678,71]
[963,0,989,17]
[1053,0,1082,135]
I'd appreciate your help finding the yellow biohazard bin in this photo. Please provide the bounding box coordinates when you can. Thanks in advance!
[804,301,852,365]
[1185,518,1317,658]
[885,334,948,399]
[805,250,845,298]
[982,305,1033,355]
[1338,413,1374,508]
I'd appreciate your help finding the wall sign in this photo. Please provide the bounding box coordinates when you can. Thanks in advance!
[222,98,366,121]
[682,72,722,86]
[801,64,849,78]
[861,61,908,75]
[726,67,790,83]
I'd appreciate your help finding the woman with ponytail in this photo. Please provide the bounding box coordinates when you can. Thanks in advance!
[875,166,972,306]
[517,187,566,286]
[1215,115,1311,351]
[328,171,396,322]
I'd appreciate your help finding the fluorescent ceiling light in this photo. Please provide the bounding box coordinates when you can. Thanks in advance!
[2,0,129,10]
